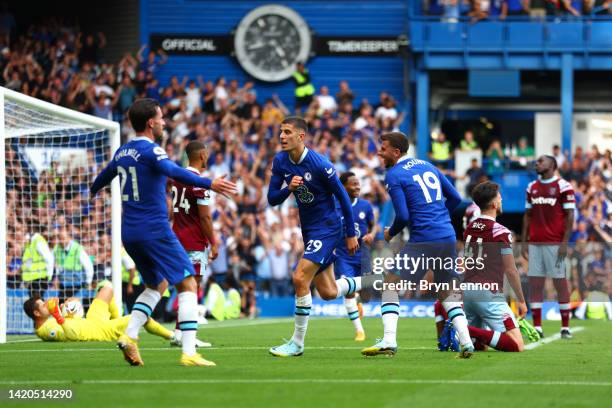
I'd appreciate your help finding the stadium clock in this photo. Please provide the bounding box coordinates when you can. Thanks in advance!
[233,5,312,82]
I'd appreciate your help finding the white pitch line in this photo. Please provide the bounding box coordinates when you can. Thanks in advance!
[524,326,585,350]
[0,378,609,387]
[196,318,295,329]
[6,338,41,343]
[0,346,431,353]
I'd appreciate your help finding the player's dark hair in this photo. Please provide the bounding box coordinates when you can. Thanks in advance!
[23,296,41,320]
[381,132,409,154]
[471,181,500,210]
[128,98,160,132]
[186,141,206,161]
[340,171,356,186]
[281,116,309,134]
[545,155,558,170]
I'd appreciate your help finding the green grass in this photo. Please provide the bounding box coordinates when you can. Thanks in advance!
[1,318,611,407]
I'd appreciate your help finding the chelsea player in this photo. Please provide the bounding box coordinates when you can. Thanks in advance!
[90,98,236,367]
[268,117,365,357]
[361,132,475,358]
[335,172,375,342]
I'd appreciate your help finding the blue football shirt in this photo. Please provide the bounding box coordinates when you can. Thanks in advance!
[385,157,461,242]
[268,147,355,237]
[91,136,213,243]
[336,197,374,257]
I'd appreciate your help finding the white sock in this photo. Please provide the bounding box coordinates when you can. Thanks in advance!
[442,299,473,348]
[335,277,362,298]
[291,293,312,347]
[344,297,364,333]
[127,289,161,340]
[381,302,399,346]
[178,291,198,356]
[174,328,182,341]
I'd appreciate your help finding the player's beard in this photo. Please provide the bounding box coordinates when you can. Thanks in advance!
[153,128,164,144]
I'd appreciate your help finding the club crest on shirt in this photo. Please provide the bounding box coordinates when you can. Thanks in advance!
[549,188,556,195]
[304,172,312,181]
[359,211,366,220]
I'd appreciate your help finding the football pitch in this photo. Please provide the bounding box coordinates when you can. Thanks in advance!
[1,318,611,407]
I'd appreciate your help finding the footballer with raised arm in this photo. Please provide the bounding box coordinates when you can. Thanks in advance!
[90,98,236,366]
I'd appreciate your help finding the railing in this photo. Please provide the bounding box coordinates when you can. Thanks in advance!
[410,18,612,52]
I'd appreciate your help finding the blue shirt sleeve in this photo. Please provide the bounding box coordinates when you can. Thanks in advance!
[151,146,212,189]
[90,159,117,197]
[321,163,356,238]
[387,172,410,238]
[267,156,291,206]
[438,168,462,213]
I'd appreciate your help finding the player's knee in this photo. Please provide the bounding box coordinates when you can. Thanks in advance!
[292,271,307,290]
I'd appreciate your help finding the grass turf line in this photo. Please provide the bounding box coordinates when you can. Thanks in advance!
[1,318,610,407]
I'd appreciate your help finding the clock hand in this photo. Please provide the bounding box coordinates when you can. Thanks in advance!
[247,42,265,51]
[269,38,286,58]
[274,45,286,58]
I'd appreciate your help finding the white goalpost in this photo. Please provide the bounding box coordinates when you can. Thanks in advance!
[0,87,122,343]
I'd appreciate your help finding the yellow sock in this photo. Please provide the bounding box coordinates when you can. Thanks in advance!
[144,318,173,340]
[109,297,121,319]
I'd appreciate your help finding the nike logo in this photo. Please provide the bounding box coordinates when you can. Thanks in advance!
[284,173,291,177]
[326,168,333,174]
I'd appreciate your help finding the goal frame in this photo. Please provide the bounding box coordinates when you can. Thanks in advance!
[0,86,122,343]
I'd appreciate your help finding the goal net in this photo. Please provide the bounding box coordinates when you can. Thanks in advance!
[0,87,122,342]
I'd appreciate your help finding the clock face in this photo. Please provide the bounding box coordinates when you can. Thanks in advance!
[234,5,311,82]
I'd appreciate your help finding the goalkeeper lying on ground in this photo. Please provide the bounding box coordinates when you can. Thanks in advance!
[23,282,174,342]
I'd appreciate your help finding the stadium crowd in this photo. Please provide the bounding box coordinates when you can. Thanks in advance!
[424,1,612,22]
[2,18,610,320]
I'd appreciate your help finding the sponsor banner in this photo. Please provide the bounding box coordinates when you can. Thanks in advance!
[256,296,579,320]
[150,34,232,55]
[314,36,403,56]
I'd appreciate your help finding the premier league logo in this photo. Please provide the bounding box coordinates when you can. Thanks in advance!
[304,172,312,181]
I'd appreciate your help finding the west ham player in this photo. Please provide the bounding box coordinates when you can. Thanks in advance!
[361,132,475,358]
[335,172,376,342]
[460,181,528,352]
[170,141,217,348]
[463,184,481,231]
[90,98,236,366]
[521,155,575,339]
[267,116,366,357]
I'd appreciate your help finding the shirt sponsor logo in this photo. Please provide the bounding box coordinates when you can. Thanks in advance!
[531,197,557,206]
[296,185,314,204]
